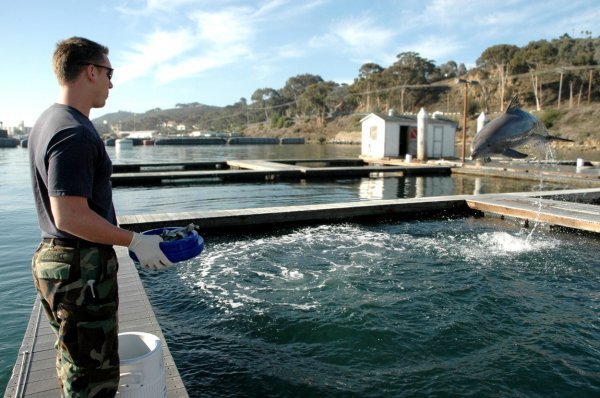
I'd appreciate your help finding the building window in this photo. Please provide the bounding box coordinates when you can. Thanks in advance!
[370,126,377,140]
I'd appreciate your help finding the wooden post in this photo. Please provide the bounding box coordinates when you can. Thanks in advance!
[557,70,563,109]
[455,78,478,164]
[589,70,593,104]
[569,81,573,109]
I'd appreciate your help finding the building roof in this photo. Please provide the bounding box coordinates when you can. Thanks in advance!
[360,112,458,127]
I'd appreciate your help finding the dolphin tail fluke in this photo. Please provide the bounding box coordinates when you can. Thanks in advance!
[501,148,528,158]
[547,135,574,143]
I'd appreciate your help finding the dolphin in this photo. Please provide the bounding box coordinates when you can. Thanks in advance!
[470,95,573,160]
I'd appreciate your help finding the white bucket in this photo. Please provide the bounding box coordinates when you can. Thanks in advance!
[576,158,584,168]
[405,154,412,163]
[117,332,167,398]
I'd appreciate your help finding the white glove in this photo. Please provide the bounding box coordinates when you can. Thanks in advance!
[129,232,173,270]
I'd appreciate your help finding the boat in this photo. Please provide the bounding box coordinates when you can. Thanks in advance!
[0,138,19,148]
[115,138,134,150]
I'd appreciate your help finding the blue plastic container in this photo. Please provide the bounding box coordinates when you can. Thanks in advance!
[129,227,204,264]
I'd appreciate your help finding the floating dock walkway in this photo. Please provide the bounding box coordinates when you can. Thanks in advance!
[109,158,600,187]
[115,188,600,234]
[467,194,600,233]
[110,159,450,186]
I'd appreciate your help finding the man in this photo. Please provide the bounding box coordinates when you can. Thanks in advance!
[28,37,172,397]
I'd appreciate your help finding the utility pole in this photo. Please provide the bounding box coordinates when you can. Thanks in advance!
[557,69,564,109]
[456,78,479,165]
[589,70,593,104]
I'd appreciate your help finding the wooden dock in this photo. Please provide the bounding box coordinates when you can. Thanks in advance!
[117,194,474,233]
[111,159,451,186]
[4,249,188,398]
[466,195,600,233]
[109,158,600,187]
[116,188,600,234]
[453,162,600,185]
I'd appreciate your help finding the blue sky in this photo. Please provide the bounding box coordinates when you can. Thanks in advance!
[0,0,597,127]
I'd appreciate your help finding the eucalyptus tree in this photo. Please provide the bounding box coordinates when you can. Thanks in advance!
[477,44,519,111]
[251,88,283,123]
[519,39,557,110]
[298,81,336,127]
[327,83,357,116]
[354,63,385,111]
[281,74,324,117]
[439,60,459,79]
[385,51,436,112]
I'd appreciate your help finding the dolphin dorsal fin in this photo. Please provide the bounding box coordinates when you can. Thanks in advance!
[506,95,519,113]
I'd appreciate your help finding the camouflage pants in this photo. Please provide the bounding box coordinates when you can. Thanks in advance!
[32,242,120,397]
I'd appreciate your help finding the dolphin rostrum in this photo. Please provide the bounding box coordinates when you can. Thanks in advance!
[470,96,573,160]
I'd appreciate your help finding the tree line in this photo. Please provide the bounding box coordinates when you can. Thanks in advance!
[103,33,599,134]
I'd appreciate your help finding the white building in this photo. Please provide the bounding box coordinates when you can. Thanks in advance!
[120,130,158,139]
[360,110,458,160]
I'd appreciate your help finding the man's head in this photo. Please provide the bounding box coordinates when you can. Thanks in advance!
[52,37,113,110]
[52,37,110,85]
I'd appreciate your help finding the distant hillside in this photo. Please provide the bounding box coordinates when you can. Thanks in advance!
[93,103,221,132]
[93,33,599,149]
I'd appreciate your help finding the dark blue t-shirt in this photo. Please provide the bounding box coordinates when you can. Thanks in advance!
[29,103,116,239]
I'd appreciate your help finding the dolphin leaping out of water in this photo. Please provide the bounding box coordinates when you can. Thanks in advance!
[470,95,573,161]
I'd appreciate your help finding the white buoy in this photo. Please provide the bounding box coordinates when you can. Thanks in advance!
[116,138,133,150]
[417,108,427,161]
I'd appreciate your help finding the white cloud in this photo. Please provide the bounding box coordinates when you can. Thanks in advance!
[156,44,251,83]
[113,0,331,86]
[308,33,337,48]
[115,29,197,84]
[190,7,254,45]
[332,16,396,52]
[310,15,397,58]
[276,44,306,59]
[407,36,466,63]
[117,0,211,15]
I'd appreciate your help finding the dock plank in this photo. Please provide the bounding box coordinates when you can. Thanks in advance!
[227,159,305,171]
[466,196,600,232]
[110,163,451,186]
[117,195,476,233]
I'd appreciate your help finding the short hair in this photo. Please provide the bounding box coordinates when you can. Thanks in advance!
[52,37,109,85]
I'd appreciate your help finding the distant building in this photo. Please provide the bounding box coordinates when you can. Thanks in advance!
[120,130,158,139]
[360,110,457,160]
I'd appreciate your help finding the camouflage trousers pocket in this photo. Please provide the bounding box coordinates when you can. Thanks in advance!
[57,302,119,370]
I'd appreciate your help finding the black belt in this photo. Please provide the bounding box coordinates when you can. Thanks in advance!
[42,237,111,249]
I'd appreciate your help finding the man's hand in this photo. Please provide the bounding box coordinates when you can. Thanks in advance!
[129,233,173,270]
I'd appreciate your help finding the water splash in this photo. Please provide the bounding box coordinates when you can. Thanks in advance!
[525,142,561,244]
[478,231,558,255]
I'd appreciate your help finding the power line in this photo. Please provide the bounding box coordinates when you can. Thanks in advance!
[114,64,599,128]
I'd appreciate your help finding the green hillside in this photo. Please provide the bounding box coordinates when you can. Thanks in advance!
[94,34,600,146]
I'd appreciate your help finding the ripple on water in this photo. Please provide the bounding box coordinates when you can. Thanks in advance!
[139,218,600,397]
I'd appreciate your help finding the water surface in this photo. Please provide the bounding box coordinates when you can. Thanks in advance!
[142,218,600,397]
[1,144,597,396]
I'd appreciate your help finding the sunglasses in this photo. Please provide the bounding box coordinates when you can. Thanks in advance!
[81,63,113,80]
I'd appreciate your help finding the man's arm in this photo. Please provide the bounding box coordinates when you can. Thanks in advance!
[50,195,133,246]
[50,195,173,269]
